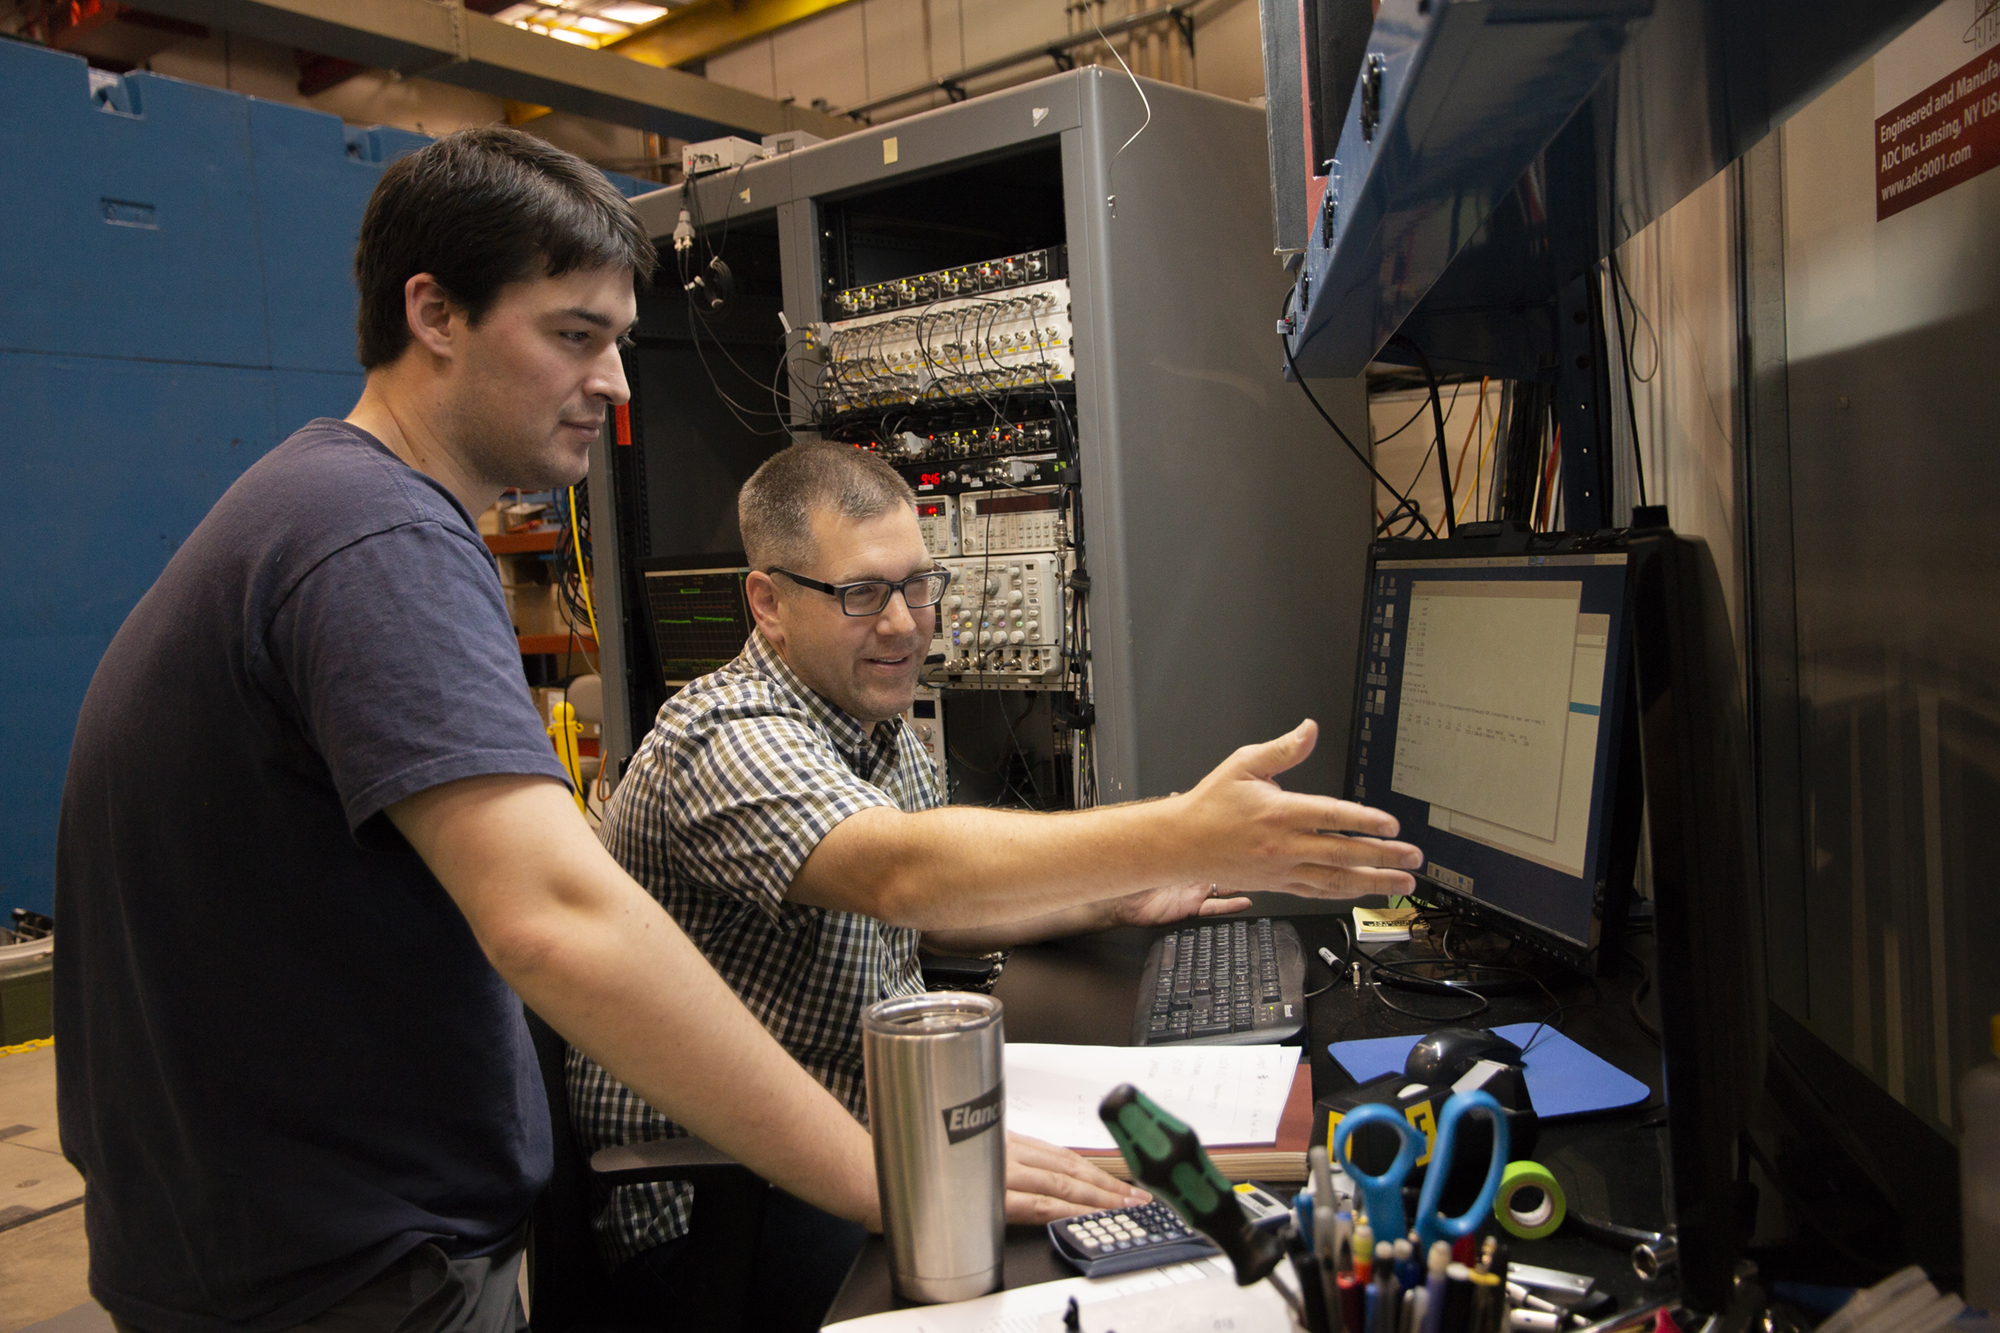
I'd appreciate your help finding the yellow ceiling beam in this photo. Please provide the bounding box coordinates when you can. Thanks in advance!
[609,0,863,69]
[136,0,852,139]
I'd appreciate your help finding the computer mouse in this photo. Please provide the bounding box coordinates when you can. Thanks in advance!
[1403,1027,1525,1086]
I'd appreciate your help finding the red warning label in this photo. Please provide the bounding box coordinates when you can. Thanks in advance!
[1877,49,2000,220]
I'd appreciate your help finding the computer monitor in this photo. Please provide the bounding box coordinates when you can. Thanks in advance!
[638,555,752,688]
[1346,525,1767,1314]
[1344,530,1643,973]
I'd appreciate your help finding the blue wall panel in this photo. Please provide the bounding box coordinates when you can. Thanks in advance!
[0,41,389,920]
[0,44,267,368]
[250,102,425,375]
[0,38,649,920]
[274,369,369,437]
[1,353,284,917]
[0,633,111,924]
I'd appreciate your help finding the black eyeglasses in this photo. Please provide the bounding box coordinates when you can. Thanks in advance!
[768,566,953,617]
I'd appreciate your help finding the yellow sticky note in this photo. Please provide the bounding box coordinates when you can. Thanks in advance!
[883,136,899,164]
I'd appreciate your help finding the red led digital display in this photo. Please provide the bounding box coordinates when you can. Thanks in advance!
[918,472,942,488]
[917,501,947,517]
[975,493,1059,515]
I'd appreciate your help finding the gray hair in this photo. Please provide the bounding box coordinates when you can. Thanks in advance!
[739,443,916,572]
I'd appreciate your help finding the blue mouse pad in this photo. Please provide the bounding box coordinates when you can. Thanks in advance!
[1327,1024,1651,1119]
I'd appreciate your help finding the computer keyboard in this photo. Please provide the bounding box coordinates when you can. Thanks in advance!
[1130,917,1307,1046]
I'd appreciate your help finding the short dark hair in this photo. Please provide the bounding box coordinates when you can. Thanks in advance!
[740,444,916,572]
[353,125,658,369]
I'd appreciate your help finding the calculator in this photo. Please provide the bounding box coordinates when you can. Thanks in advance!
[1047,1184,1290,1278]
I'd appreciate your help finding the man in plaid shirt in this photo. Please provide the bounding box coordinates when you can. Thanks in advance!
[571,444,1424,1329]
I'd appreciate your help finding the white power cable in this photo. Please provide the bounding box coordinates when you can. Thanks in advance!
[1091,11,1152,157]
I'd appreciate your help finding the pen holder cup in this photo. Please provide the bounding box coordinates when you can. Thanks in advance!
[863,992,1008,1303]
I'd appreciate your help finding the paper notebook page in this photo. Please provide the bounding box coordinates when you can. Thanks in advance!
[822,1256,1291,1332]
[1003,1043,1302,1151]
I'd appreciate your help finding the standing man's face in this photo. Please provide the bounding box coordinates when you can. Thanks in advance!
[443,264,636,491]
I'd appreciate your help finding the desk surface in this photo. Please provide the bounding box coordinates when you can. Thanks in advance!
[825,901,1673,1325]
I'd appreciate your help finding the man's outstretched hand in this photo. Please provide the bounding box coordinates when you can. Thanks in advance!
[1173,719,1426,899]
[1003,1131,1149,1224]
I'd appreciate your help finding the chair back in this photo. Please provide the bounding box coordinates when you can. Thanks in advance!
[525,1006,623,1333]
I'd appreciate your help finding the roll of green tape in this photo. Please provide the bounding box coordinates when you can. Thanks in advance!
[1494,1159,1566,1239]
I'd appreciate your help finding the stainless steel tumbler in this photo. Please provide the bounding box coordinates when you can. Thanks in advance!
[862,991,1007,1303]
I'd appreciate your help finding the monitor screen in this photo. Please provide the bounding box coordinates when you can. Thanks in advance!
[1349,547,1634,955]
[642,565,751,685]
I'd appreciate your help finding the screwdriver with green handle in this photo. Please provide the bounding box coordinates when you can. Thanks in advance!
[1097,1082,1293,1287]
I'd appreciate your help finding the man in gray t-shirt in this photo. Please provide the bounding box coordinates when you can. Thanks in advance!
[56,128,1140,1333]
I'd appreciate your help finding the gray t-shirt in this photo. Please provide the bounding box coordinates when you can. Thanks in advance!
[55,420,571,1333]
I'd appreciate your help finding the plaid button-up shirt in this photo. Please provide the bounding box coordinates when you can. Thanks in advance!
[566,630,936,1267]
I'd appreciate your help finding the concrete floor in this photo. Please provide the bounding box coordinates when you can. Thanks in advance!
[0,1043,95,1333]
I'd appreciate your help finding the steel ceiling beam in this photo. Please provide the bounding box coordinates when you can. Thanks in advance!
[606,0,860,71]
[132,0,853,141]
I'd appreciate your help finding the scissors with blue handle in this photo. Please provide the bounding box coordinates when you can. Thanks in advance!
[1331,1089,1510,1251]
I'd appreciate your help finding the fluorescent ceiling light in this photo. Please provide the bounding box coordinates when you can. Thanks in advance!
[597,3,669,22]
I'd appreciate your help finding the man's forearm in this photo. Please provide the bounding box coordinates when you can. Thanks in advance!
[498,882,881,1228]
[791,721,1422,930]
[921,898,1116,955]
[800,798,1190,930]
[393,777,882,1230]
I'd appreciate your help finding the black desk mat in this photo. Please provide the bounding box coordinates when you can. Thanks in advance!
[824,905,1675,1324]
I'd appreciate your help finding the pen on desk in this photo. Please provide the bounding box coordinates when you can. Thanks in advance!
[1420,1241,1450,1333]
[1480,1237,1507,1333]
[1303,1145,1329,1269]
[1339,1272,1365,1331]
[1394,1237,1420,1291]
[1373,1242,1400,1333]
[1290,1230,1333,1333]
[1315,1200,1340,1325]
[1506,1283,1568,1319]
[1442,1261,1473,1333]
[1311,1144,1337,1215]
[1335,1209,1355,1276]
[1353,1217,1375,1281]
[1470,1269,1504,1333]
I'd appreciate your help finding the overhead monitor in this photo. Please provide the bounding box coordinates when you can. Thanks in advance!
[640,558,752,687]
[1345,536,1641,969]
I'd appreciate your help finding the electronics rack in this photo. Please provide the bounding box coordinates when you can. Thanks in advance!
[827,245,1068,317]
[817,239,1092,805]
[596,68,1378,813]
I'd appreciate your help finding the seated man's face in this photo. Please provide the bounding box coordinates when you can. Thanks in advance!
[774,506,936,724]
